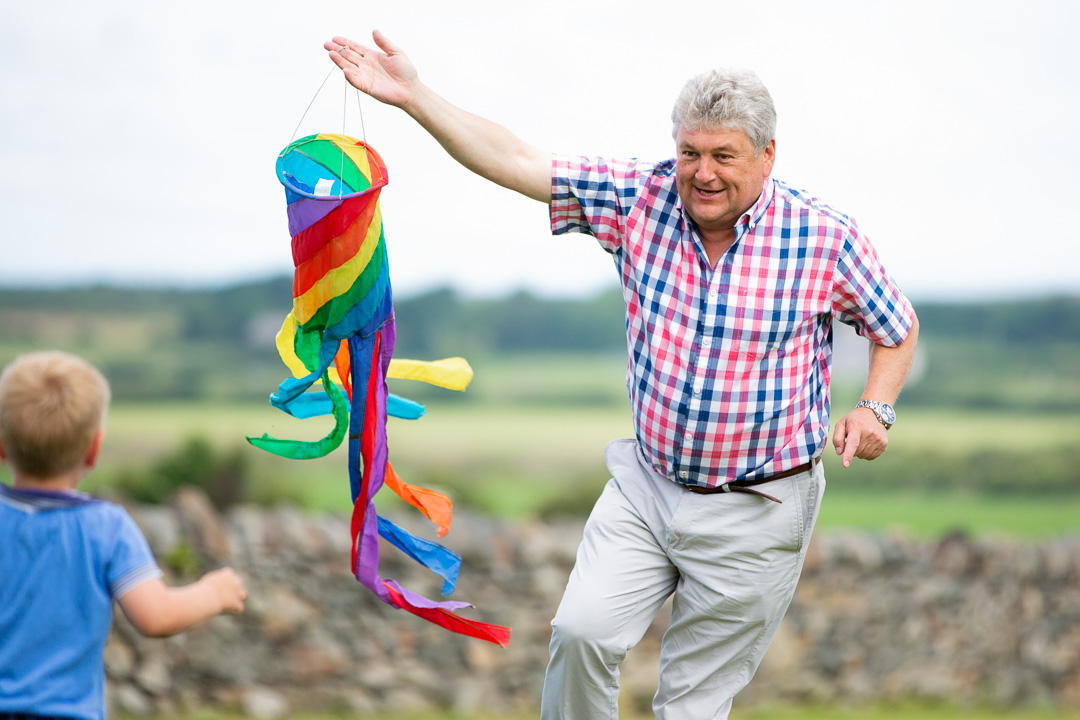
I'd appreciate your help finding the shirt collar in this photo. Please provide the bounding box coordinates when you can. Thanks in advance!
[735,177,775,237]
[0,482,99,511]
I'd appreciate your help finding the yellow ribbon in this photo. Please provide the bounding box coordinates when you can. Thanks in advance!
[276,315,472,391]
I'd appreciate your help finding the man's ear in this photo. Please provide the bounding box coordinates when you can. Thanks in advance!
[761,138,776,177]
[85,429,105,468]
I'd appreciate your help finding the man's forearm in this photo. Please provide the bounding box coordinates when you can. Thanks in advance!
[403,83,553,203]
[861,313,920,403]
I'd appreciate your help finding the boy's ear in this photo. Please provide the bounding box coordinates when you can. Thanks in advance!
[85,429,105,468]
[0,437,7,461]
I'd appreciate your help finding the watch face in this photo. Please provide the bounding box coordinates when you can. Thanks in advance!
[879,404,896,425]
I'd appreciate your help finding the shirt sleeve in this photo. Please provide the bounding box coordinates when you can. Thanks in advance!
[831,221,915,346]
[105,507,163,599]
[550,155,656,253]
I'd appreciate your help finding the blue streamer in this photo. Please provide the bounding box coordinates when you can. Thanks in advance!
[376,515,460,596]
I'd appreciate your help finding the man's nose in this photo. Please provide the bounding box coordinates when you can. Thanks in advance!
[695,160,717,181]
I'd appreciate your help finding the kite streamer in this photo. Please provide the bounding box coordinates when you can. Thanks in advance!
[248,133,510,647]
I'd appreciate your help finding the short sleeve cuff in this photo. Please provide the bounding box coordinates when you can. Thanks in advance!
[845,290,916,347]
[550,154,594,236]
[894,298,917,345]
[112,563,163,599]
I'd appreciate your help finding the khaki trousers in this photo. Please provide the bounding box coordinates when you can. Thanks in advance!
[541,439,824,719]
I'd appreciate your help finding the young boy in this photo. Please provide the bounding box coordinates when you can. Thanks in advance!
[0,351,248,720]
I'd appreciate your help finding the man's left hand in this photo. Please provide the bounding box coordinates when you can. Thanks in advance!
[831,407,888,468]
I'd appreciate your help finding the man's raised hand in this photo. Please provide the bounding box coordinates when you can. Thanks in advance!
[325,30,417,109]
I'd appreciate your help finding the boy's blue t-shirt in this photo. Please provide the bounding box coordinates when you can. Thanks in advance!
[0,483,161,720]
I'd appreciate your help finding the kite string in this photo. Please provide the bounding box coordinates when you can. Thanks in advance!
[354,86,372,189]
[355,88,368,146]
[288,67,336,147]
[285,64,373,196]
[336,79,371,197]
[339,75,347,197]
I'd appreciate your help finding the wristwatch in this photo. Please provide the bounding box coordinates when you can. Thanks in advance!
[855,400,895,430]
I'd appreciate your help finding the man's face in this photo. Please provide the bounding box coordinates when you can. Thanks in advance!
[674,125,775,236]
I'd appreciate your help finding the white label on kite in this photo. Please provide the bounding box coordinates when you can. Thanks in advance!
[314,178,335,197]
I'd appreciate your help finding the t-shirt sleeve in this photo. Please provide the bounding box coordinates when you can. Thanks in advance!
[831,221,915,346]
[106,507,162,599]
[550,155,655,253]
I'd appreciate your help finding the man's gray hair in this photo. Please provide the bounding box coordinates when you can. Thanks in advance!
[671,68,776,153]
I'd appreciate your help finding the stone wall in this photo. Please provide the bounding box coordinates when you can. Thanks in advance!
[105,489,1080,717]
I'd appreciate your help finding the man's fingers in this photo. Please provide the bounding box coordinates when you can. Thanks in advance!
[832,417,848,455]
[327,37,376,60]
[372,29,398,54]
[326,47,347,69]
[330,36,367,52]
[856,432,887,461]
[842,426,861,468]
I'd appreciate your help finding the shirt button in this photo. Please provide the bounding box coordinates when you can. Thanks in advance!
[684,432,693,441]
[679,471,689,479]
[702,337,712,348]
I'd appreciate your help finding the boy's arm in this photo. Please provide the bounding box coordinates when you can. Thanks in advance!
[117,567,247,638]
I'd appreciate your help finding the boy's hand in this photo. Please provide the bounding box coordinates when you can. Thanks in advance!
[200,567,247,614]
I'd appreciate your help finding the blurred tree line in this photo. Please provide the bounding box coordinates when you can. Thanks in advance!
[1,279,1079,412]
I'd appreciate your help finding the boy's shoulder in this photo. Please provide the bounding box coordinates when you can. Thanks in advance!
[1,482,159,594]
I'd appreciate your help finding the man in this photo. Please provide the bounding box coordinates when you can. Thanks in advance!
[326,31,919,719]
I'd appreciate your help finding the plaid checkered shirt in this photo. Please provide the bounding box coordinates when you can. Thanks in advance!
[551,155,915,488]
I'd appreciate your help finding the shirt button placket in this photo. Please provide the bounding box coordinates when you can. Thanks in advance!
[684,283,718,482]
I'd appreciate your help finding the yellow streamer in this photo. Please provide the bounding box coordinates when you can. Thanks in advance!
[276,316,471,392]
[387,357,473,391]
[276,313,345,386]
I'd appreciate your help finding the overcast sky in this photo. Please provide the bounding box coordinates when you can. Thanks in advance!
[2,1,1077,301]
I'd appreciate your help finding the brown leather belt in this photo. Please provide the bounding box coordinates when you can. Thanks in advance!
[682,457,819,503]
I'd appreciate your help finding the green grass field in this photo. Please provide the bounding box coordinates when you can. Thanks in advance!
[738,708,1080,720]
[123,703,1080,720]
[4,398,1073,539]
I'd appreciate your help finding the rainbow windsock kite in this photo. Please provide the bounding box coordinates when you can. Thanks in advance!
[248,133,510,647]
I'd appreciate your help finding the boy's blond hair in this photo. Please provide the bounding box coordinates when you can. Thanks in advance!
[0,351,111,478]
